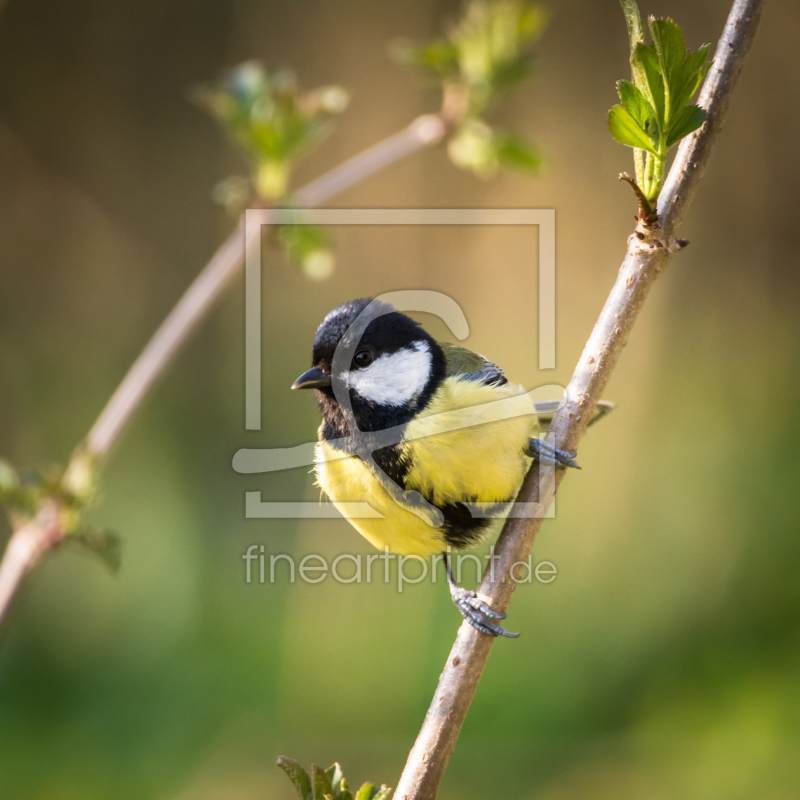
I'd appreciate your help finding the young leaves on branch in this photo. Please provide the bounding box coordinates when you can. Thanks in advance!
[195,62,348,201]
[0,453,119,571]
[69,527,122,573]
[394,0,545,178]
[277,756,391,800]
[194,62,348,277]
[275,218,335,282]
[0,459,88,525]
[608,1,711,218]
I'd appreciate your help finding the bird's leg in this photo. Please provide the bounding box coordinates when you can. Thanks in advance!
[444,553,520,638]
[526,437,581,470]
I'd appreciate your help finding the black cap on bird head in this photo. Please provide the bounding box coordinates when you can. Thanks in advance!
[292,298,446,435]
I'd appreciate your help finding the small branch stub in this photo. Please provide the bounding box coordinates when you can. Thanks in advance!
[620,171,657,226]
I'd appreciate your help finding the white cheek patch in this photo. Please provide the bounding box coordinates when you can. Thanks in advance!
[347,342,432,406]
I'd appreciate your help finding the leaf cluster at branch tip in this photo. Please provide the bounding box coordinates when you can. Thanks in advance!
[394,0,545,178]
[608,1,711,210]
[195,62,347,278]
[277,756,392,800]
[195,62,348,201]
[0,453,120,572]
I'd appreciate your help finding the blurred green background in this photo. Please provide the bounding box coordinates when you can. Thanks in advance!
[1,0,799,798]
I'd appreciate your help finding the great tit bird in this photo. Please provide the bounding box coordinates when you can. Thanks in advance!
[292,298,612,637]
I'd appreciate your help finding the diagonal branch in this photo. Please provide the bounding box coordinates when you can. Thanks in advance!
[394,1,765,797]
[0,112,449,633]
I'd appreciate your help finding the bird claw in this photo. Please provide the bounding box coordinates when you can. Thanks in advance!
[450,587,520,638]
[526,437,581,470]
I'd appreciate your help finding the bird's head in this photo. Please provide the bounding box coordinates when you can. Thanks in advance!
[292,298,446,434]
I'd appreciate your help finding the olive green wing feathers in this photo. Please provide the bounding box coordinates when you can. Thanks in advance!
[441,342,614,425]
[440,342,507,386]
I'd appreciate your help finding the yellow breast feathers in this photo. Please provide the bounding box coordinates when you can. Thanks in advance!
[314,377,537,557]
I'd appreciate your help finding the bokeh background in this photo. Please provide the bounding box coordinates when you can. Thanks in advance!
[1,0,799,798]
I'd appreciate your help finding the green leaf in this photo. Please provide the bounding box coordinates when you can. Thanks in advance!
[608,105,658,154]
[490,58,534,95]
[391,38,459,79]
[371,787,392,800]
[672,43,711,113]
[447,119,498,176]
[0,458,19,497]
[326,764,352,800]
[617,79,658,138]
[452,0,544,93]
[397,0,545,118]
[631,42,665,134]
[195,62,348,200]
[71,528,122,573]
[650,17,685,104]
[620,0,645,50]
[354,784,375,800]
[326,764,344,799]
[312,764,334,800]
[277,756,313,800]
[494,134,541,173]
[276,222,335,280]
[666,103,706,147]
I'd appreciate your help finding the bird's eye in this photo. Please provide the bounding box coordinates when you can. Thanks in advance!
[354,350,373,368]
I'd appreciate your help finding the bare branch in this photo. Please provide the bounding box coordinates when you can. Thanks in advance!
[0,501,62,631]
[394,1,765,797]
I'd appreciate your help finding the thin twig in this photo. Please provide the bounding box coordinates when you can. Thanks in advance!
[0,502,61,630]
[0,112,449,632]
[394,1,765,797]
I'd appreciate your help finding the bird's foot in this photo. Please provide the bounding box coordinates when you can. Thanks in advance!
[450,586,520,638]
[527,437,581,469]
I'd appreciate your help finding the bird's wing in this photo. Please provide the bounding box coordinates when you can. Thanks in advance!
[441,342,615,425]
[441,342,508,387]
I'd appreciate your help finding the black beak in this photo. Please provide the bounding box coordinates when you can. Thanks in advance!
[291,367,332,390]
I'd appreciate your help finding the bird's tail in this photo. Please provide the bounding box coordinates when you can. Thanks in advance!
[533,399,615,428]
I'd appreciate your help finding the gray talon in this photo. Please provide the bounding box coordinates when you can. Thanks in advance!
[452,588,506,620]
[526,437,581,470]
[445,555,520,638]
